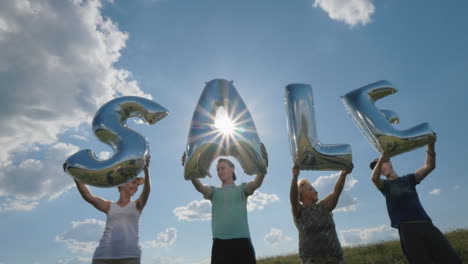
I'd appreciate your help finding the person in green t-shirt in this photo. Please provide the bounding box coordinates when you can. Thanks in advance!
[183,154,266,264]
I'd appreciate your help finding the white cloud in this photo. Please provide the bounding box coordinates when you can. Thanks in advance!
[429,188,441,195]
[70,135,89,141]
[340,225,398,246]
[264,228,292,247]
[0,0,150,209]
[141,227,177,248]
[57,219,178,255]
[247,190,280,212]
[0,198,39,212]
[0,142,79,211]
[173,191,279,221]
[56,219,105,253]
[312,172,358,212]
[173,200,212,221]
[152,256,187,264]
[313,0,375,27]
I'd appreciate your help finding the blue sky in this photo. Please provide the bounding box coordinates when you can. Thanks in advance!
[1,0,467,263]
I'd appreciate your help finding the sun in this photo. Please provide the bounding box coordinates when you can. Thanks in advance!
[214,107,235,135]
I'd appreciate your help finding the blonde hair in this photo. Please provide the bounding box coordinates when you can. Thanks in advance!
[297,178,312,202]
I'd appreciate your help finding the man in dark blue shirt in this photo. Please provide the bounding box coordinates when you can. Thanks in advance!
[370,140,461,264]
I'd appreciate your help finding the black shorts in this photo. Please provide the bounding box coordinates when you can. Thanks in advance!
[398,221,461,264]
[211,238,256,264]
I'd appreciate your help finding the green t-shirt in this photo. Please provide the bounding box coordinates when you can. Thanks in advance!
[208,183,251,239]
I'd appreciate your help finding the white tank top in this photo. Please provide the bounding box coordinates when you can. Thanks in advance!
[93,201,141,259]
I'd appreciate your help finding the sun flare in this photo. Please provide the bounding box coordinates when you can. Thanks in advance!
[214,108,235,135]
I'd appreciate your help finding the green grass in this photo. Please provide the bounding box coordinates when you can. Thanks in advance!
[257,229,468,264]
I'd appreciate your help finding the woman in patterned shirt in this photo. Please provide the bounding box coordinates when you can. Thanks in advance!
[290,164,353,264]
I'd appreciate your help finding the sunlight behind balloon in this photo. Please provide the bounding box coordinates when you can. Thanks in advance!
[214,107,235,135]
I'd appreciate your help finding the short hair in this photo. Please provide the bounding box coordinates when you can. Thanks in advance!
[297,178,312,202]
[217,158,236,181]
[370,157,390,170]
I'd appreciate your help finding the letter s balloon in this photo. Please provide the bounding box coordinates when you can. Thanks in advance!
[64,96,168,187]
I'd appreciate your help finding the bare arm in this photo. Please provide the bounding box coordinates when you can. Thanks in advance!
[181,152,212,198]
[136,156,151,212]
[191,178,212,199]
[290,166,301,220]
[371,155,387,190]
[63,162,110,213]
[74,179,110,214]
[323,164,354,212]
[245,143,268,195]
[245,173,265,195]
[415,140,436,183]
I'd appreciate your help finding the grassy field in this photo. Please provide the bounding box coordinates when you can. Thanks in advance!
[257,229,468,264]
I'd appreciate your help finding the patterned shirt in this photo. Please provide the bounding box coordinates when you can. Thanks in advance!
[294,201,343,262]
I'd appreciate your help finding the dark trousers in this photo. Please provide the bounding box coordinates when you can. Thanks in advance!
[211,238,256,264]
[398,222,461,264]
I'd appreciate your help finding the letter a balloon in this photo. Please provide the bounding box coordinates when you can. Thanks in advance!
[183,79,268,180]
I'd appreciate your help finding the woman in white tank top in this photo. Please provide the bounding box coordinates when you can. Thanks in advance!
[69,157,151,264]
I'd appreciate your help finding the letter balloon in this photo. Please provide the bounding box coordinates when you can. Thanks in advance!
[183,79,268,180]
[341,80,435,157]
[64,96,169,187]
[285,83,352,170]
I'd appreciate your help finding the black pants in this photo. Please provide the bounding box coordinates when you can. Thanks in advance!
[211,238,256,264]
[398,222,461,264]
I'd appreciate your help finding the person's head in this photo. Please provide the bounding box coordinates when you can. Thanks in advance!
[370,158,394,177]
[118,177,144,196]
[297,178,318,204]
[217,158,236,183]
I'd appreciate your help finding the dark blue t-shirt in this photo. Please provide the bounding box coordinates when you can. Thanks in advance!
[381,174,431,228]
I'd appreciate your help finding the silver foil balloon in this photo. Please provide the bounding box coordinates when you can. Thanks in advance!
[342,80,435,157]
[285,84,352,171]
[64,96,169,187]
[183,79,268,180]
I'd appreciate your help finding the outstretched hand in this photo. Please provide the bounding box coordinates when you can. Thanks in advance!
[292,165,300,177]
[342,163,354,175]
[181,152,186,166]
[260,143,268,166]
[380,153,390,162]
[428,132,436,149]
[144,155,151,170]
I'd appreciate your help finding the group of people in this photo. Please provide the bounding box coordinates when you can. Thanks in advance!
[66,138,462,264]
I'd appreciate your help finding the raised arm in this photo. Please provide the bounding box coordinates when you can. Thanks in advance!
[415,140,436,183]
[290,166,301,220]
[245,142,268,195]
[63,162,110,213]
[245,173,266,195]
[136,156,151,212]
[191,178,212,199]
[74,179,110,214]
[181,152,213,198]
[371,155,387,190]
[323,164,354,212]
